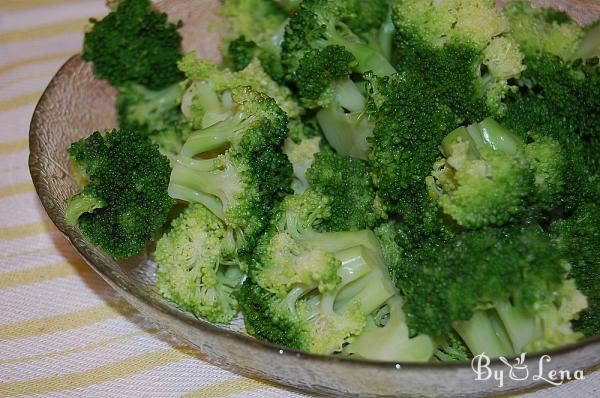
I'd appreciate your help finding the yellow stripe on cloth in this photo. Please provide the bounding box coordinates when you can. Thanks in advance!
[0,349,190,397]
[0,19,89,44]
[183,377,275,398]
[0,300,135,340]
[0,0,81,11]
[0,330,150,366]
[0,138,28,155]
[0,92,41,112]
[0,52,75,76]
[0,260,89,289]
[0,182,33,198]
[0,220,56,240]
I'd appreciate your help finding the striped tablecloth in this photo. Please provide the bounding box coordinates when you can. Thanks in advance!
[0,1,598,397]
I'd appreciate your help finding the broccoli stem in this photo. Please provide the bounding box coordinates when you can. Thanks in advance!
[377,10,395,61]
[131,82,183,119]
[181,115,251,156]
[64,192,105,226]
[441,117,522,157]
[453,310,515,358]
[328,31,396,76]
[495,300,537,353]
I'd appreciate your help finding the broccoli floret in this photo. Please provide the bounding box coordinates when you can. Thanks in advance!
[551,203,600,337]
[366,72,461,214]
[168,87,292,253]
[393,226,586,357]
[116,82,191,159]
[179,53,301,128]
[503,1,586,60]
[221,0,288,83]
[306,149,378,232]
[82,0,183,89]
[65,129,174,259]
[426,118,533,228]
[241,190,397,354]
[281,0,396,107]
[392,0,525,119]
[342,296,435,362]
[433,332,470,362]
[155,204,243,323]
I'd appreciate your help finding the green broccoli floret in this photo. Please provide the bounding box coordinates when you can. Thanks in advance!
[306,149,379,232]
[342,296,435,362]
[178,53,301,128]
[221,0,288,83]
[551,203,600,337]
[155,204,244,323]
[366,72,461,214]
[281,0,396,107]
[240,190,397,354]
[503,1,586,60]
[116,82,191,159]
[392,0,525,119]
[65,129,174,259]
[427,119,569,227]
[82,0,183,89]
[392,226,586,358]
[168,87,292,253]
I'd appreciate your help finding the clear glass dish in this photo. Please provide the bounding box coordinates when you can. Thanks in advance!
[29,2,600,393]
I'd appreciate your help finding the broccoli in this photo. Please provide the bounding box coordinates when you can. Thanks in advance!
[366,72,461,214]
[283,135,322,194]
[503,1,586,61]
[82,0,184,89]
[178,53,301,129]
[221,0,289,84]
[155,204,244,323]
[427,119,569,228]
[306,149,379,232]
[342,296,435,362]
[281,0,396,108]
[392,0,525,119]
[551,203,600,337]
[240,190,397,354]
[391,226,586,357]
[116,82,191,159]
[168,87,292,253]
[65,129,174,259]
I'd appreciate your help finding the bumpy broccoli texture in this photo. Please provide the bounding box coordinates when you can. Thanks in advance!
[66,0,600,362]
[65,129,174,259]
[82,0,184,89]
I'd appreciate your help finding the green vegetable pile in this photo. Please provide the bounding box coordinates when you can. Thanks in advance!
[65,0,600,362]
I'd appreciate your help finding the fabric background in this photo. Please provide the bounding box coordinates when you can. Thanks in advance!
[0,1,598,397]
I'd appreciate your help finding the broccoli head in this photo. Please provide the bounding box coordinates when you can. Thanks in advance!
[393,225,586,357]
[155,204,243,323]
[65,129,174,259]
[168,87,292,253]
[306,148,379,232]
[241,190,397,354]
[392,0,525,119]
[82,0,184,89]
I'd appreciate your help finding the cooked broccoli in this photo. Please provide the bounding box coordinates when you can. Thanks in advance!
[116,82,191,159]
[240,190,397,354]
[342,296,435,362]
[281,0,396,108]
[83,0,184,89]
[283,135,322,194]
[155,204,243,323]
[366,72,461,214]
[391,226,587,357]
[306,148,379,232]
[551,203,600,337]
[168,87,292,253]
[221,0,288,83]
[65,129,174,259]
[392,0,525,119]
[178,53,301,128]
